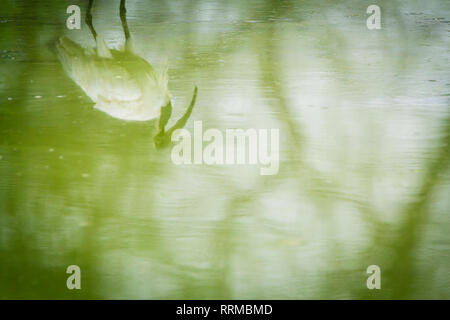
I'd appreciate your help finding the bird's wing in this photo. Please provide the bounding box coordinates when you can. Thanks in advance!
[56,36,144,103]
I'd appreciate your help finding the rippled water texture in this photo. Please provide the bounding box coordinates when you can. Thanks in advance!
[0,0,449,299]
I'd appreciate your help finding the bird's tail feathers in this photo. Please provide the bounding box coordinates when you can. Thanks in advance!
[56,36,85,79]
[56,36,85,57]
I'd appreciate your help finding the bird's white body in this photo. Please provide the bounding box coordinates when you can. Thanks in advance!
[56,36,169,121]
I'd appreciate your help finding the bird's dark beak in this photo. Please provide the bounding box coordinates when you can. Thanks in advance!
[153,86,198,149]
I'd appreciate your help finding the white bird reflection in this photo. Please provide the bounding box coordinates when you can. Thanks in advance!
[56,0,197,148]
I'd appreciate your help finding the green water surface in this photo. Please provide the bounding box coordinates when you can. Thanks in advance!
[0,0,449,299]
